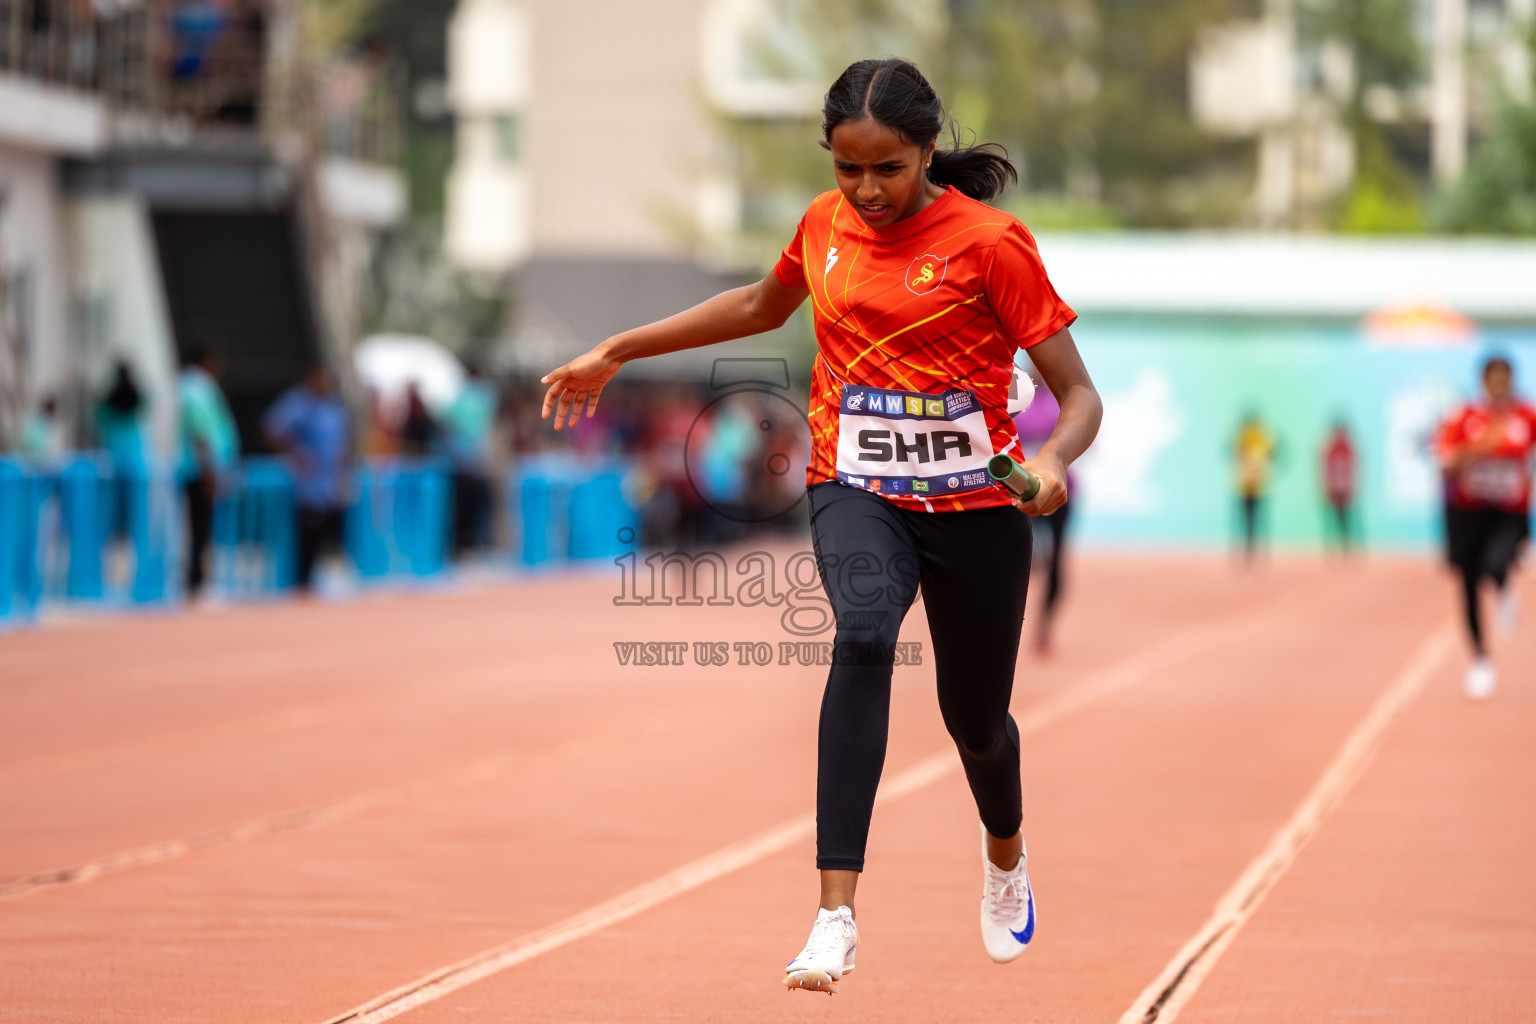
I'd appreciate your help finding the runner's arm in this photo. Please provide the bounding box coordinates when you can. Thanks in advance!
[1013,326,1101,516]
[541,275,809,430]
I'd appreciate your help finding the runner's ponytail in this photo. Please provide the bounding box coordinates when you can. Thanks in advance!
[822,58,1018,203]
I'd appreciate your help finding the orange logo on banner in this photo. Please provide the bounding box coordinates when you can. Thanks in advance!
[904,253,948,295]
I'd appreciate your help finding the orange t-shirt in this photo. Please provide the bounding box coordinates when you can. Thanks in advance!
[774,186,1076,512]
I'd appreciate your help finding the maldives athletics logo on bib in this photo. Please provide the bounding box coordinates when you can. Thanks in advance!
[904,253,949,295]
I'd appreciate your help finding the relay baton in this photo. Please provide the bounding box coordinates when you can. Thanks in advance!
[987,454,1041,502]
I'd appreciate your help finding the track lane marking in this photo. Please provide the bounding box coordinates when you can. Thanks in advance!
[1115,624,1457,1024]
[0,755,518,902]
[317,593,1304,1024]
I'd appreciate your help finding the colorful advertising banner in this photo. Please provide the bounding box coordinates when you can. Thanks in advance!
[1064,318,1536,551]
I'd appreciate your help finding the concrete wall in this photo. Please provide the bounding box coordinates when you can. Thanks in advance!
[0,140,73,410]
[524,0,714,258]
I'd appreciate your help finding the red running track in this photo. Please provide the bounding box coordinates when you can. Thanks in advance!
[0,551,1532,1023]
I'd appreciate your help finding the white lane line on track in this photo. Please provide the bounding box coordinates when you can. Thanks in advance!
[1115,624,1457,1024]
[0,755,518,902]
[318,593,1302,1024]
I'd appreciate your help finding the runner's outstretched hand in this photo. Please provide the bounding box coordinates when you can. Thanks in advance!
[541,345,623,430]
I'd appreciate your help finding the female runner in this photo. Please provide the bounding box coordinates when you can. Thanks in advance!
[1436,355,1536,699]
[541,58,1101,991]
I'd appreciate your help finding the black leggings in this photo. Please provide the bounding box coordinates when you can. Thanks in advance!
[1446,506,1529,655]
[807,482,1032,872]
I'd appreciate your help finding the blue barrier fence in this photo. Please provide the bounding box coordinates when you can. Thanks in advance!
[0,455,182,624]
[1,452,638,627]
[349,460,452,579]
[212,458,297,597]
[511,454,637,567]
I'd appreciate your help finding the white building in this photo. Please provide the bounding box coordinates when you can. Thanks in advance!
[1190,0,1536,228]
[443,0,814,375]
[0,2,404,455]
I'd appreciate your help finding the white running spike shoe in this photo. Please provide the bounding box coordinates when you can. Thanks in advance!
[980,824,1036,963]
[1465,657,1497,700]
[783,905,858,994]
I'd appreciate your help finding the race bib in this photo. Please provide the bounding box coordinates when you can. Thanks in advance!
[835,384,996,497]
[1460,457,1526,505]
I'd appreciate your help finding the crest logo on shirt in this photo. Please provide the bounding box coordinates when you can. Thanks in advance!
[905,253,949,295]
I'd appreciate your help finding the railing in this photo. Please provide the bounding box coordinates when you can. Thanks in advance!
[0,0,100,90]
[0,0,402,164]
[0,453,641,628]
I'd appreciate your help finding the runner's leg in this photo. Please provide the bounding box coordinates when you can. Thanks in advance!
[917,504,1032,848]
[807,483,921,877]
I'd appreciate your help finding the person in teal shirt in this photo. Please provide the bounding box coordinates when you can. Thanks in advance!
[96,361,149,469]
[96,361,152,541]
[178,347,238,596]
[442,361,498,553]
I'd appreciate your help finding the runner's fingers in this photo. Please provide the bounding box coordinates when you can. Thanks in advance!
[566,391,587,430]
[542,378,567,420]
[551,389,574,431]
[1013,475,1065,516]
[585,388,602,418]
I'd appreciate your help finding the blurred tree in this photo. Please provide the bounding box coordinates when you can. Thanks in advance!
[1297,0,1424,232]
[307,0,508,347]
[1433,31,1536,234]
[307,0,457,216]
[944,0,1252,227]
[366,222,510,355]
[729,0,1254,240]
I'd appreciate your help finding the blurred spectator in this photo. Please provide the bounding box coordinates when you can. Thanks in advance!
[1321,421,1357,556]
[442,362,497,554]
[1015,368,1073,656]
[398,381,440,458]
[20,395,65,462]
[362,384,398,458]
[264,365,351,594]
[96,360,150,539]
[1233,412,1279,565]
[97,361,148,465]
[170,1,229,79]
[638,386,709,547]
[179,348,238,597]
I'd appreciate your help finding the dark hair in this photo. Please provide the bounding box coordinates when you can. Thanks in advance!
[1483,355,1513,378]
[821,58,1017,202]
[104,360,142,415]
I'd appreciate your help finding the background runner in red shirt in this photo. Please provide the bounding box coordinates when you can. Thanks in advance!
[1435,356,1536,699]
[1321,421,1357,556]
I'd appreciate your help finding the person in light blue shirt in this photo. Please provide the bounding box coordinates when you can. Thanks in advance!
[263,364,351,592]
[97,361,149,469]
[441,361,498,553]
[97,360,151,542]
[178,348,238,595]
